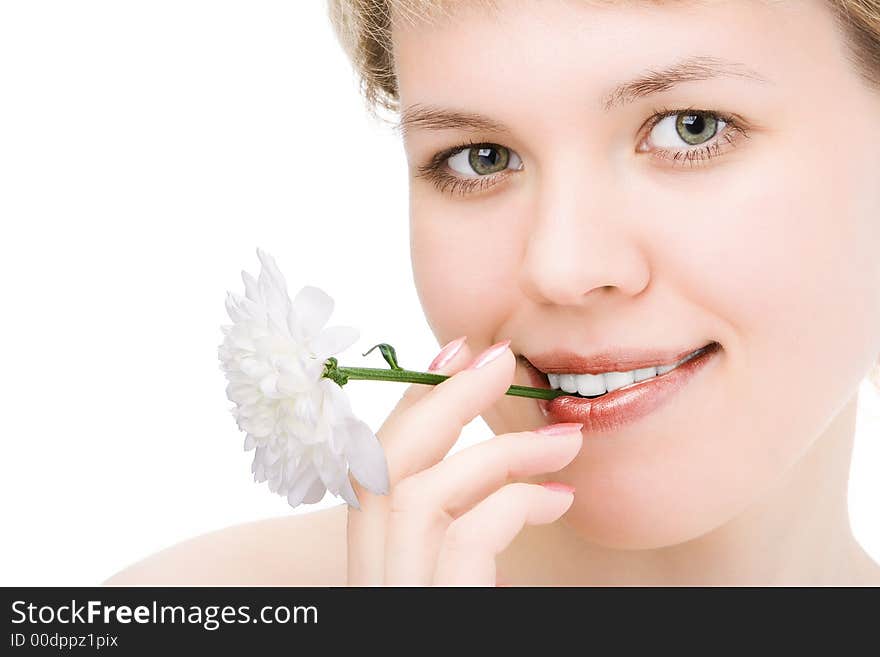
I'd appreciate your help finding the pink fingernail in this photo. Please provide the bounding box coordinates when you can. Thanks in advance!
[465,339,512,370]
[535,422,583,436]
[540,481,576,494]
[428,335,467,372]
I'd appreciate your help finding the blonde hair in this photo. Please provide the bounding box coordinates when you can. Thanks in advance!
[326,0,880,389]
[327,0,880,119]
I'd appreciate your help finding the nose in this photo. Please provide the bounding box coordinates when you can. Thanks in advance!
[517,155,651,307]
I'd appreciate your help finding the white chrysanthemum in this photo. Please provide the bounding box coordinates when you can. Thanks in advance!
[218,248,390,510]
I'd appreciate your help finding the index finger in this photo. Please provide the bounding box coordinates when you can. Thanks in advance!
[381,339,516,485]
[346,335,475,585]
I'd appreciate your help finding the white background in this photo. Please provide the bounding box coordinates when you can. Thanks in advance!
[1,1,877,585]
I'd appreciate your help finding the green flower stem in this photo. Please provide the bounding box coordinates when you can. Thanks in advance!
[334,365,568,401]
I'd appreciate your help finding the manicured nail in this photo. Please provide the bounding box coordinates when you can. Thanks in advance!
[535,422,583,436]
[428,335,467,372]
[465,338,512,370]
[540,481,576,494]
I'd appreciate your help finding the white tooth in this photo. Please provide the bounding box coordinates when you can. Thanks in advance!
[656,363,675,375]
[575,372,606,396]
[632,366,657,382]
[678,348,701,365]
[559,374,578,393]
[603,370,635,392]
[662,354,690,374]
[548,373,560,389]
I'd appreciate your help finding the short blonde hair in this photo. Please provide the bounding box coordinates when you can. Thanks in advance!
[327,0,880,119]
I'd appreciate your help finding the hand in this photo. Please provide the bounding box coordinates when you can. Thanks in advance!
[345,337,583,586]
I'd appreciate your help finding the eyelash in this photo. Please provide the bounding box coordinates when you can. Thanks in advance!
[414,106,752,197]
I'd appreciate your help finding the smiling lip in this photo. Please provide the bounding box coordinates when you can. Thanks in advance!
[525,343,712,375]
[524,342,721,433]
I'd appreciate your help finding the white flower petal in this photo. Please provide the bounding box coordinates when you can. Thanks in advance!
[254,459,266,482]
[239,357,272,379]
[235,403,259,419]
[231,334,256,352]
[276,372,310,397]
[238,296,267,324]
[337,474,361,510]
[241,270,261,304]
[302,478,326,504]
[256,248,291,305]
[258,373,280,397]
[226,382,260,405]
[224,292,248,324]
[321,380,354,424]
[243,411,274,438]
[343,417,390,496]
[293,393,318,424]
[291,285,335,340]
[264,443,283,466]
[286,466,319,508]
[221,250,387,511]
[256,248,288,284]
[309,325,359,358]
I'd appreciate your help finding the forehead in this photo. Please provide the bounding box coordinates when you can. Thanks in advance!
[390,0,843,127]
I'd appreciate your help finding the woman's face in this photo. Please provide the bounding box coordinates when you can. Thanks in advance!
[392,0,880,548]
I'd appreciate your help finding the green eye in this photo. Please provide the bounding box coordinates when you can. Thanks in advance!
[675,113,719,145]
[469,145,509,175]
[448,143,521,176]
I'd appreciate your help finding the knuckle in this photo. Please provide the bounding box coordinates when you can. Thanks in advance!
[443,519,478,552]
[389,476,425,512]
[401,377,441,402]
[400,384,421,402]
[391,386,423,415]
[501,481,534,505]
[491,432,525,469]
[388,476,455,532]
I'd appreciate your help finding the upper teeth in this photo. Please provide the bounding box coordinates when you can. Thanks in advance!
[546,347,704,396]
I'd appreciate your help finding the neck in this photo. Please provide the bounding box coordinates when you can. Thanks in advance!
[505,393,879,586]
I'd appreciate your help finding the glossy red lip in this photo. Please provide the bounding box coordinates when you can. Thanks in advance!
[525,342,712,375]
[524,342,722,433]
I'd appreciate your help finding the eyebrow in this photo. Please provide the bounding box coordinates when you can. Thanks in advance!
[395,55,770,136]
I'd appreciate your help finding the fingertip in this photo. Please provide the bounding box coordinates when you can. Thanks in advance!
[463,338,512,371]
[535,426,584,463]
[384,336,472,423]
[534,422,584,438]
[527,481,574,525]
[427,335,472,374]
[540,481,576,495]
[537,481,576,520]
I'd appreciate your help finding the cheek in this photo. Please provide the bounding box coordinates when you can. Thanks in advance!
[651,128,880,479]
[410,194,523,340]
[700,140,880,391]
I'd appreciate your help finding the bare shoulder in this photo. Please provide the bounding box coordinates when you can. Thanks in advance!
[103,504,348,586]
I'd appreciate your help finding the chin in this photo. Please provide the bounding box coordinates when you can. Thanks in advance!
[561,492,735,551]
[555,449,754,551]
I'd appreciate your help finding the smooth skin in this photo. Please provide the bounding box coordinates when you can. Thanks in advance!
[106,0,880,586]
